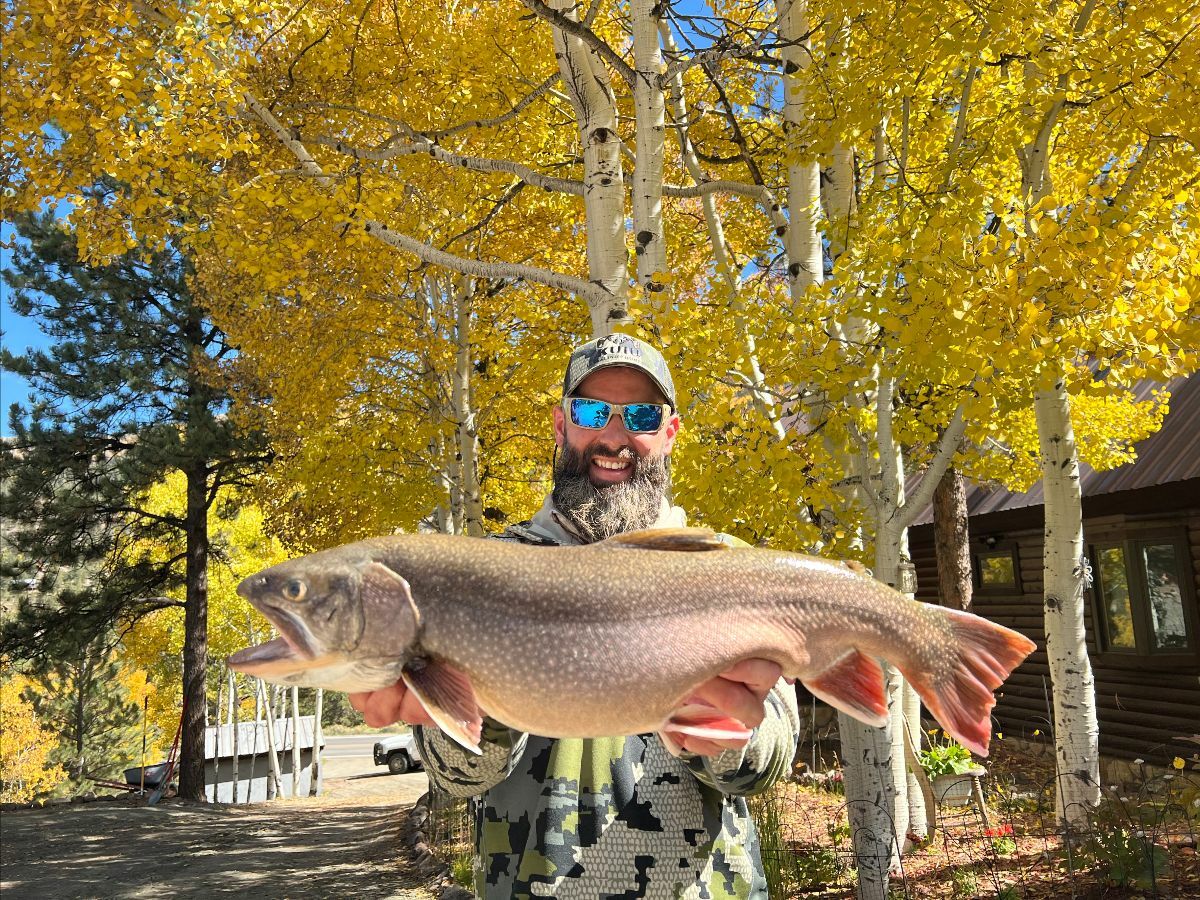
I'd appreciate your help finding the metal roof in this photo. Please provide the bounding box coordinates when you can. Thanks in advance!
[911,373,1199,525]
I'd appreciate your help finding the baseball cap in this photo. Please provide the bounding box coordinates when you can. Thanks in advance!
[562,333,676,410]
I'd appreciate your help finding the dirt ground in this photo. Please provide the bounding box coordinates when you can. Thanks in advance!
[0,754,437,899]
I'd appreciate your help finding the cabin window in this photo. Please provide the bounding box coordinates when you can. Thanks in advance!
[1090,534,1196,656]
[973,547,1020,593]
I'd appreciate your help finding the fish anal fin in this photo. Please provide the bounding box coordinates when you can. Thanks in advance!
[802,650,888,727]
[663,703,755,742]
[402,658,483,755]
[597,527,728,552]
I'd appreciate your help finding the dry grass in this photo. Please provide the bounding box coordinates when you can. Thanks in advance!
[755,741,1200,899]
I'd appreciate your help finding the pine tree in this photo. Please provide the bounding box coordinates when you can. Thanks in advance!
[23,637,144,792]
[0,203,269,801]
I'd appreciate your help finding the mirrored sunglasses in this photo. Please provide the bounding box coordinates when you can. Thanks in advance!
[565,397,670,433]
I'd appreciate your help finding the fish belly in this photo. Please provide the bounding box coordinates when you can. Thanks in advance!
[442,609,809,739]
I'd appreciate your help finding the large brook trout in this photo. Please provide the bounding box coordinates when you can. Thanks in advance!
[227,528,1035,757]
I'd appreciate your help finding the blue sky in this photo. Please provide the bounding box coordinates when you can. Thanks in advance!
[0,221,52,437]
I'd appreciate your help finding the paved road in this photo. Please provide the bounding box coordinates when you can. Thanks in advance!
[323,733,390,759]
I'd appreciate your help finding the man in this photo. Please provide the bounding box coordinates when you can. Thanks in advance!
[351,333,799,899]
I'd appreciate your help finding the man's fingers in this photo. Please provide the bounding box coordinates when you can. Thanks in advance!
[399,690,437,727]
[353,682,408,728]
[664,731,750,758]
[719,658,783,697]
[687,678,766,730]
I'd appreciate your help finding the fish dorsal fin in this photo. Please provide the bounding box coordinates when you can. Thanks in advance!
[843,559,871,577]
[595,527,729,552]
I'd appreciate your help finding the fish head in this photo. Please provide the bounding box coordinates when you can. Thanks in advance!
[227,552,420,691]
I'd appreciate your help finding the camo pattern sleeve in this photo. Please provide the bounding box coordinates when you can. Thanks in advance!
[678,679,800,797]
[413,718,529,799]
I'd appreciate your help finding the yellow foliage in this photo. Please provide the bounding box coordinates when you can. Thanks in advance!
[121,474,286,750]
[3,0,1196,557]
[0,672,67,803]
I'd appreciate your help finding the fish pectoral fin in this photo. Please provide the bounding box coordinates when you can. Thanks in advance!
[596,527,728,552]
[802,649,889,727]
[401,658,483,755]
[663,704,755,741]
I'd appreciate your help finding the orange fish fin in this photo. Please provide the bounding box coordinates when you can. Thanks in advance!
[401,657,483,755]
[597,527,727,552]
[802,650,889,727]
[906,608,1037,757]
[663,704,755,742]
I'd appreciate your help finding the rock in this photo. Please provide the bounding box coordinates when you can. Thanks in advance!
[417,854,444,876]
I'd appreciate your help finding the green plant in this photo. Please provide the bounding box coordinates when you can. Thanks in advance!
[951,866,979,898]
[919,730,977,778]
[793,847,844,888]
[1069,826,1169,890]
[827,818,851,846]
[449,854,473,889]
[986,824,1016,855]
[750,789,846,894]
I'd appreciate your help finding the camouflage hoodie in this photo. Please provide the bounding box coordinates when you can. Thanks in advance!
[413,496,801,899]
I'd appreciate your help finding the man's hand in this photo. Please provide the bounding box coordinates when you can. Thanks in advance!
[348,681,437,729]
[660,658,784,757]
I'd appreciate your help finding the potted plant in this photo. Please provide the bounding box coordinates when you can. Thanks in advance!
[919,731,986,806]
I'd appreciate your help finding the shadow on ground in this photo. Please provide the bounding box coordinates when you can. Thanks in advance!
[0,797,434,899]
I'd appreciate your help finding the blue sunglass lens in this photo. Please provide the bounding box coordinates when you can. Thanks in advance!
[570,398,612,428]
[623,404,664,432]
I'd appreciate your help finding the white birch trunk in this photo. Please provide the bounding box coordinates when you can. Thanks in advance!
[1034,376,1101,829]
[822,143,857,260]
[229,670,239,804]
[310,688,323,797]
[291,686,301,798]
[452,278,485,536]
[551,0,629,335]
[259,679,284,800]
[631,0,667,293]
[1018,4,1102,824]
[779,0,823,301]
[839,376,904,898]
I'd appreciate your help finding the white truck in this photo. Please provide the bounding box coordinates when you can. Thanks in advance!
[372,732,423,775]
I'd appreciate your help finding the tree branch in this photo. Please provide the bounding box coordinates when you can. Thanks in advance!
[897,404,967,530]
[240,91,616,309]
[520,0,636,85]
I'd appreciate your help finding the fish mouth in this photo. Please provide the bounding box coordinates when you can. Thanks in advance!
[227,606,327,676]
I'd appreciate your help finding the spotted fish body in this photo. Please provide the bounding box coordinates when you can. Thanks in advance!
[228,528,1035,757]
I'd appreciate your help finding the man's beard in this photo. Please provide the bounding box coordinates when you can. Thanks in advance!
[551,439,671,543]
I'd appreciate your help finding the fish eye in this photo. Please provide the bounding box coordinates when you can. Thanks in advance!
[281,579,307,602]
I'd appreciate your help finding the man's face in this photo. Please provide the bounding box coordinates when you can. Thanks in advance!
[553,367,680,485]
[551,366,681,542]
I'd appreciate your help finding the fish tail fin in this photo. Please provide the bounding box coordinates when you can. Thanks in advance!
[907,608,1037,757]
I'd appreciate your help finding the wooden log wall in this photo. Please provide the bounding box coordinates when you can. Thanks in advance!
[909,511,1200,764]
